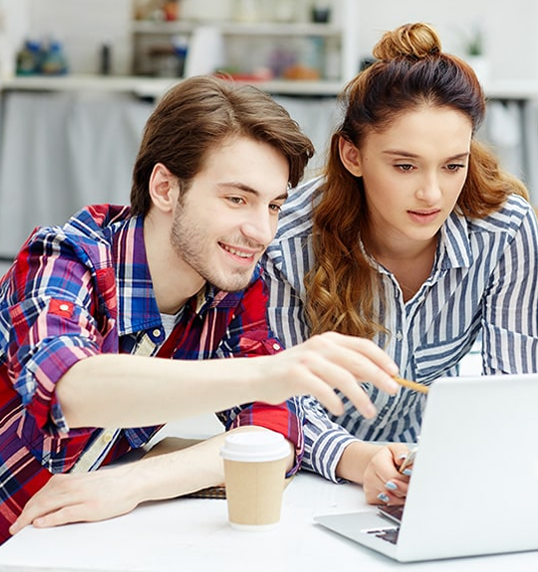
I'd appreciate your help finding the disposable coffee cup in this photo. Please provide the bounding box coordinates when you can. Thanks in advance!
[220,430,290,530]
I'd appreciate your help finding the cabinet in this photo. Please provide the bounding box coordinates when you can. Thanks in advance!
[130,0,360,95]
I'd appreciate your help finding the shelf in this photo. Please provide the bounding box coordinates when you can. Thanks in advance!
[130,1,360,89]
[131,20,342,37]
[0,74,347,98]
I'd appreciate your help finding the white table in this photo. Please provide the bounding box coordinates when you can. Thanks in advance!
[1,471,537,572]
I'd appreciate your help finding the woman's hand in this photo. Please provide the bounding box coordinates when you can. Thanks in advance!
[336,441,412,505]
[362,444,412,505]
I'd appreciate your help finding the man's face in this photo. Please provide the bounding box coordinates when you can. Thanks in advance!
[170,137,289,292]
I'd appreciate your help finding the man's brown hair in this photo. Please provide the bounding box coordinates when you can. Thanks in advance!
[130,75,314,216]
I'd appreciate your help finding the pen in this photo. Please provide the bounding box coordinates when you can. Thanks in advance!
[399,446,418,474]
[393,376,429,394]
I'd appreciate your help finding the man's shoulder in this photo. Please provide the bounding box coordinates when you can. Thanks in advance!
[28,204,132,267]
[64,204,131,239]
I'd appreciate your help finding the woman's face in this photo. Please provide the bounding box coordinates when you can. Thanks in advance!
[339,105,473,255]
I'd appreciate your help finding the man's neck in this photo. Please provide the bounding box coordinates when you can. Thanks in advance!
[143,212,205,314]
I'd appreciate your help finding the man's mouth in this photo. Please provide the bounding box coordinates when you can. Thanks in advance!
[220,243,256,259]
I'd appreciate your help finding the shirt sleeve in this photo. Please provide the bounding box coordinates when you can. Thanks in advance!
[262,243,364,482]
[214,274,304,476]
[482,202,538,373]
[4,231,113,436]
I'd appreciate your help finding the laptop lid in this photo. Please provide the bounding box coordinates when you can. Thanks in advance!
[315,374,538,562]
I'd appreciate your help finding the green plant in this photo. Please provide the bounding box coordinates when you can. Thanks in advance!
[463,25,483,56]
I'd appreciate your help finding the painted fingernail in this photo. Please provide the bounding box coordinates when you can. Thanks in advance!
[385,480,398,491]
[402,468,412,476]
[377,492,390,503]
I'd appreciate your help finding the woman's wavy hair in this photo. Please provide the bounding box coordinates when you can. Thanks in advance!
[305,22,529,339]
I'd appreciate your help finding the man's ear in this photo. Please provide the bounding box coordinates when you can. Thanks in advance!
[148,163,178,213]
[338,137,363,177]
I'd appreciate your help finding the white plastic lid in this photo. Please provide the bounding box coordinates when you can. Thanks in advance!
[220,430,290,462]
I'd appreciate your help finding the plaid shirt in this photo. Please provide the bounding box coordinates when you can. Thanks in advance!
[0,204,303,544]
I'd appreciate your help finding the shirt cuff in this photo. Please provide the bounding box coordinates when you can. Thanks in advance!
[303,427,360,483]
[230,401,304,478]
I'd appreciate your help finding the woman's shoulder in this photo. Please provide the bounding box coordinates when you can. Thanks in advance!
[275,175,325,241]
[469,194,535,234]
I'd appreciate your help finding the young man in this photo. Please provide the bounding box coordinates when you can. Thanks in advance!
[2,76,400,543]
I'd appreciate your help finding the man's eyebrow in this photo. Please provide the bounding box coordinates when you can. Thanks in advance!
[218,182,288,201]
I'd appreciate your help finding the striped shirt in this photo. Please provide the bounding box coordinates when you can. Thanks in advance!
[262,176,538,482]
[0,204,302,544]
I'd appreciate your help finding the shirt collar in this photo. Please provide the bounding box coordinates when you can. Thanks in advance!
[358,209,473,276]
[438,210,473,269]
[112,214,161,335]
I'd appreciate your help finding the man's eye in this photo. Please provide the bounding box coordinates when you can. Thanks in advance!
[228,196,244,205]
[269,204,282,213]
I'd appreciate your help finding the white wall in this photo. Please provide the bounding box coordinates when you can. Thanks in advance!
[25,0,132,75]
[356,1,538,82]
[1,0,536,81]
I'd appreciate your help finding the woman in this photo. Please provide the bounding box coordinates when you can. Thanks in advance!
[263,22,538,505]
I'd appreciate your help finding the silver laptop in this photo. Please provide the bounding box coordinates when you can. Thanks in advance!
[315,374,538,562]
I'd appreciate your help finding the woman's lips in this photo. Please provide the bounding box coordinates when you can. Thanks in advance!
[407,209,441,224]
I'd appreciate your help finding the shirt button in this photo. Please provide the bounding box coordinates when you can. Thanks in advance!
[395,331,403,341]
[153,329,161,337]
[272,342,280,350]
[102,432,113,443]
[59,303,70,311]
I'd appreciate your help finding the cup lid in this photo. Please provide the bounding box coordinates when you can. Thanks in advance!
[220,430,290,462]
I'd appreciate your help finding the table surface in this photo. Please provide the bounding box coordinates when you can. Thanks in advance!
[1,471,538,572]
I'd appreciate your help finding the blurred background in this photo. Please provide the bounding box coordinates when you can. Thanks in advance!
[0,0,537,259]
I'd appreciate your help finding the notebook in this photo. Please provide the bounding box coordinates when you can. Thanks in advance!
[314,373,538,562]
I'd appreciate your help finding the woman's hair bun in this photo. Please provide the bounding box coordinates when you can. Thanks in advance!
[373,22,442,61]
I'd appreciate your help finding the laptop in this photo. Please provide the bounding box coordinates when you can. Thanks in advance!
[314,373,538,562]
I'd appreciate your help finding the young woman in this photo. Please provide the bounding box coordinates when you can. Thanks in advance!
[263,22,538,506]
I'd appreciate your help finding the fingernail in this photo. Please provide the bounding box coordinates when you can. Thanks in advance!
[385,480,398,491]
[402,468,412,476]
[377,492,390,503]
[398,454,407,460]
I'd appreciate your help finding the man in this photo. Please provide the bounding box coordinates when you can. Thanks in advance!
[1,76,400,543]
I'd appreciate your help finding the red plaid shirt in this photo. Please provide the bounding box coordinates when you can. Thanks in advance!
[0,204,303,544]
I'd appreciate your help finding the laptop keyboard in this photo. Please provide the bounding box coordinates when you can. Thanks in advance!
[367,527,400,545]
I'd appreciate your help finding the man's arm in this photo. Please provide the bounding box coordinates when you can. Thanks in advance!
[9,426,293,534]
[57,333,400,430]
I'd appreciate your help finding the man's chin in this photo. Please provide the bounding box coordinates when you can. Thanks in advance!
[208,271,255,293]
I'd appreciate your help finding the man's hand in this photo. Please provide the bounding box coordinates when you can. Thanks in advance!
[255,332,400,418]
[9,463,142,534]
[9,427,290,536]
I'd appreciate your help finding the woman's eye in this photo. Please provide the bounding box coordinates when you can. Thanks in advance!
[269,204,282,213]
[228,196,244,205]
[446,163,465,172]
[396,164,414,172]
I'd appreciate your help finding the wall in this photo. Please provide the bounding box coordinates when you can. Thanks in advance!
[23,0,132,75]
[1,0,534,81]
[357,0,538,82]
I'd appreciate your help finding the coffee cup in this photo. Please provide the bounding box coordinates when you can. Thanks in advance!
[220,430,290,530]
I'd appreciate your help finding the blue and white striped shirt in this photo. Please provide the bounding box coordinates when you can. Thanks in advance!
[262,176,538,481]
